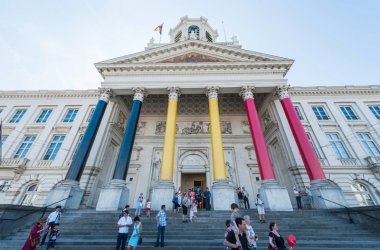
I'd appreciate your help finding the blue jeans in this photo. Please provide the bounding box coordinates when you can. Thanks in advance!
[155,225,165,246]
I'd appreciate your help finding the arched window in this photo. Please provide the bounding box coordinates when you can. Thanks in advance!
[351,182,376,206]
[20,183,39,206]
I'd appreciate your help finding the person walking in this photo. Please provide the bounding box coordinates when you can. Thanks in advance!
[40,205,61,246]
[204,187,211,210]
[146,199,152,217]
[135,193,144,216]
[224,217,249,250]
[155,204,167,247]
[268,222,287,250]
[172,193,179,214]
[305,186,314,209]
[242,187,250,209]
[243,215,257,250]
[255,194,265,223]
[116,210,133,250]
[22,218,45,250]
[293,187,302,209]
[128,216,143,250]
[46,223,60,250]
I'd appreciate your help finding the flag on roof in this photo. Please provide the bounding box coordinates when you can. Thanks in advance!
[154,23,163,35]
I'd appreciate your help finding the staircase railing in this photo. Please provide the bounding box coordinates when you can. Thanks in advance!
[317,195,380,223]
[0,196,72,223]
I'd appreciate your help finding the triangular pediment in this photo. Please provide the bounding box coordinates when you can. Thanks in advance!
[96,40,293,66]
[157,52,229,63]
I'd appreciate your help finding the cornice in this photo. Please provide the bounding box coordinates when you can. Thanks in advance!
[0,89,99,99]
[97,61,292,76]
[289,85,380,96]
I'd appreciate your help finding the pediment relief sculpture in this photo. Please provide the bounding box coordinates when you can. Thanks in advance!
[158,52,228,63]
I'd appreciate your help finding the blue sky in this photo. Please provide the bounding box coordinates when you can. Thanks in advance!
[0,0,379,90]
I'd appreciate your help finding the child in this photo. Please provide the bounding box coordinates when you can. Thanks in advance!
[189,204,194,222]
[224,220,232,250]
[192,200,198,218]
[182,200,188,223]
[230,203,241,246]
[46,224,60,250]
[146,199,152,217]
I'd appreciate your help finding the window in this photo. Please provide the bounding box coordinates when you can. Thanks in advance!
[312,106,330,120]
[294,106,304,120]
[326,133,350,159]
[63,109,78,123]
[87,108,95,122]
[357,133,380,156]
[9,109,26,123]
[71,134,84,160]
[306,133,321,158]
[14,135,36,159]
[369,106,380,119]
[351,182,375,206]
[174,31,182,42]
[36,109,52,123]
[43,135,65,160]
[1,135,8,142]
[20,183,39,206]
[340,106,359,120]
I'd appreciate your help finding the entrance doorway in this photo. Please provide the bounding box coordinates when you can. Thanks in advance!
[181,173,206,192]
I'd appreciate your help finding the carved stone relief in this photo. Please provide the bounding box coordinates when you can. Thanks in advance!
[245,146,256,160]
[136,122,146,135]
[158,52,228,63]
[263,110,272,128]
[151,149,162,183]
[155,121,232,135]
[224,149,238,186]
[242,120,250,134]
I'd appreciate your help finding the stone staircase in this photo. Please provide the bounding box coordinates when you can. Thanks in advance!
[1,208,380,250]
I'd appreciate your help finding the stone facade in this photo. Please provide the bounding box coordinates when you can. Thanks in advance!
[0,17,379,209]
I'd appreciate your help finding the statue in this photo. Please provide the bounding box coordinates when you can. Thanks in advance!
[152,158,161,182]
[226,161,234,184]
[189,30,198,40]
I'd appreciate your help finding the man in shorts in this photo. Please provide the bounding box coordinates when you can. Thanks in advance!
[255,194,265,223]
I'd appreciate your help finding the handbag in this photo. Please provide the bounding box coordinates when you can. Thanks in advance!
[138,237,142,245]
[30,237,40,247]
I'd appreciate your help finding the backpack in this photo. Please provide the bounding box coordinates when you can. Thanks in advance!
[238,192,243,199]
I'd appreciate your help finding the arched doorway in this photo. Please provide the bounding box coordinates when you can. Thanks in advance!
[177,150,209,192]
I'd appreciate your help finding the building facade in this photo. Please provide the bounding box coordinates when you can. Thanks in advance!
[1,17,380,210]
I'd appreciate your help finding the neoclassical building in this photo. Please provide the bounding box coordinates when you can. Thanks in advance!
[1,17,379,210]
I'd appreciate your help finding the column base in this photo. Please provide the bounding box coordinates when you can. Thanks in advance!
[311,179,348,209]
[212,180,236,211]
[150,180,175,211]
[96,179,129,211]
[259,180,293,211]
[45,180,84,209]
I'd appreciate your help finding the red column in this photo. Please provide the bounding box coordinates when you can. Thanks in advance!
[241,87,276,181]
[277,86,326,181]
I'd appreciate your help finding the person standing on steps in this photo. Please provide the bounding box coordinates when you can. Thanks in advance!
[243,215,257,250]
[237,188,244,209]
[305,186,314,209]
[116,210,133,250]
[293,187,302,209]
[268,222,287,250]
[135,193,144,217]
[155,204,167,247]
[146,199,152,217]
[224,217,249,250]
[22,218,45,250]
[40,205,61,246]
[204,187,211,210]
[255,194,265,223]
[128,216,143,250]
[242,187,250,209]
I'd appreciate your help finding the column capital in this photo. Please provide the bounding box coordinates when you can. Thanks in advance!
[276,85,290,100]
[98,88,113,103]
[167,87,180,101]
[240,86,255,100]
[132,87,147,102]
[206,86,219,100]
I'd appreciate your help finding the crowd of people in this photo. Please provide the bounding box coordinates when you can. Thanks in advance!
[21,185,308,250]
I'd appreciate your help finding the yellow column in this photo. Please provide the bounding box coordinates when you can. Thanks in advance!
[207,86,227,180]
[160,87,180,181]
